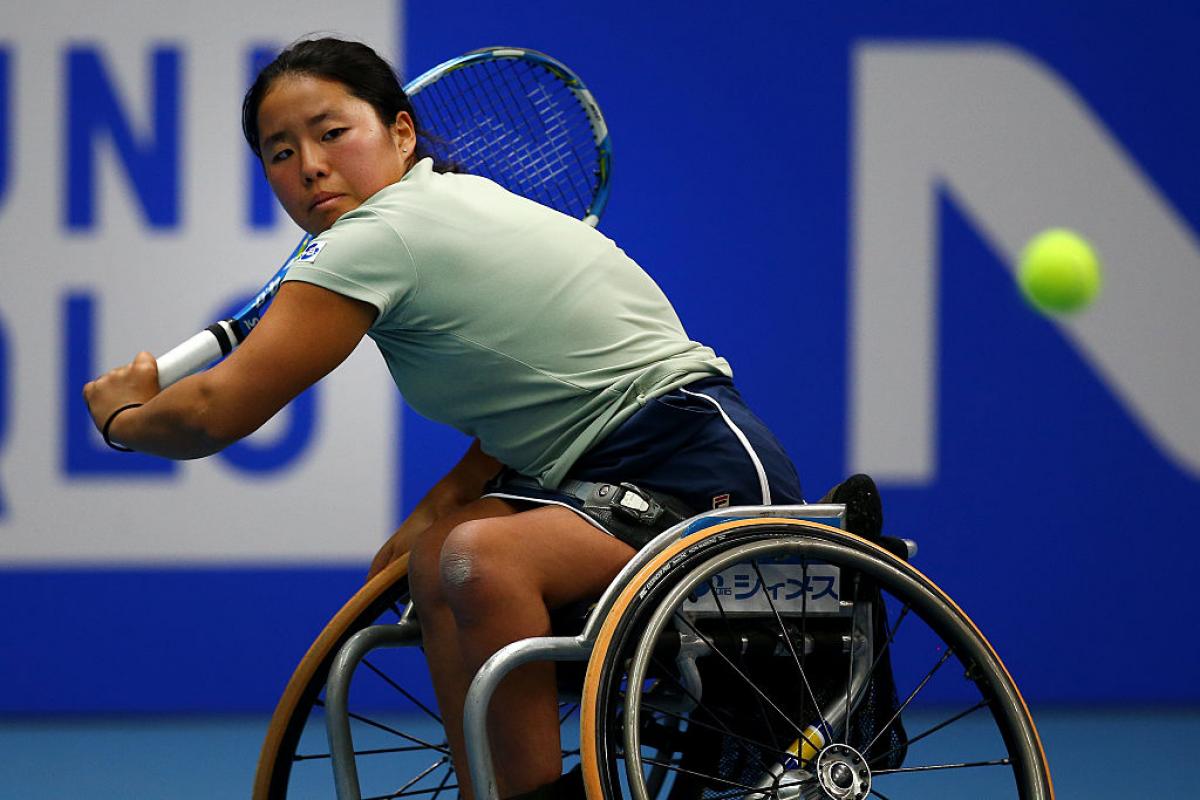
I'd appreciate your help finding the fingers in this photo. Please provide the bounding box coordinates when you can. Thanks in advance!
[81,351,162,431]
[367,539,394,582]
[132,350,160,378]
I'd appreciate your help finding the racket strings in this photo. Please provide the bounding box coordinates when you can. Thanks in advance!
[511,62,595,214]
[426,61,580,201]
[493,67,577,213]
[411,57,601,219]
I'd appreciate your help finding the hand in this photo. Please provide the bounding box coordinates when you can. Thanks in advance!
[83,351,161,435]
[367,527,411,582]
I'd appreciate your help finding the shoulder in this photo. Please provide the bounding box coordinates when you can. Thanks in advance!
[282,198,418,319]
[314,202,412,269]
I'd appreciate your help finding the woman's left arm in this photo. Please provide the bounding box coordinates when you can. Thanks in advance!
[83,281,377,459]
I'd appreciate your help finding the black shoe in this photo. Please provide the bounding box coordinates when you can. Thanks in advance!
[819,473,883,540]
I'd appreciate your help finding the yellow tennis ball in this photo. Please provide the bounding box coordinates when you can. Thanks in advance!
[1017,229,1103,314]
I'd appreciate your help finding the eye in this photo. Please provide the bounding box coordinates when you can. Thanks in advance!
[322,127,348,142]
[269,147,293,164]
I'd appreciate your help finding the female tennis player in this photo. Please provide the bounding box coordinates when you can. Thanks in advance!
[83,38,810,800]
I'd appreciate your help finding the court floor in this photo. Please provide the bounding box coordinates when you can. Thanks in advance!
[2,707,1195,797]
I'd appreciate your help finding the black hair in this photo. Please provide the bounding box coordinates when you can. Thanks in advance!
[242,37,449,170]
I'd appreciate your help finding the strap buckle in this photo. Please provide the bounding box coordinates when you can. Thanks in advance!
[585,482,665,526]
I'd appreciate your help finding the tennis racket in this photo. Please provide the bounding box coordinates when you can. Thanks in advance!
[155,46,611,388]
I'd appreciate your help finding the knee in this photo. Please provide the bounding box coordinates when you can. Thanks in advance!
[438,519,514,620]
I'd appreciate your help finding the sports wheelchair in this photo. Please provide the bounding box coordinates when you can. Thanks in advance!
[252,505,1054,800]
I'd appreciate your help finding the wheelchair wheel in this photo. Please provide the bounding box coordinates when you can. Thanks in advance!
[255,554,596,800]
[252,556,451,800]
[580,518,1053,800]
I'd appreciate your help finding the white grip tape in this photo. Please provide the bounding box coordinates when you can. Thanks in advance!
[156,322,236,389]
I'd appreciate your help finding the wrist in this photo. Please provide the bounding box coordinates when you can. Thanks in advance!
[103,403,144,452]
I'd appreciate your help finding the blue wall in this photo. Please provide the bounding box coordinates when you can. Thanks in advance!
[3,0,1197,714]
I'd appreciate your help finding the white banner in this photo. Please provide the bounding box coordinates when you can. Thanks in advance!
[0,0,404,563]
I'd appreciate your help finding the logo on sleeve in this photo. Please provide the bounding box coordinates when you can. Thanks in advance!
[296,240,328,264]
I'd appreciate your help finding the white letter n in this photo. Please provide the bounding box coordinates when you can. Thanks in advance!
[849,43,1200,482]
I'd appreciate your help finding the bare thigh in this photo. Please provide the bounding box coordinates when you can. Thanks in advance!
[437,504,638,617]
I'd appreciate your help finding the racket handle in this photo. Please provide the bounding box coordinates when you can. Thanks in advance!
[156,320,239,389]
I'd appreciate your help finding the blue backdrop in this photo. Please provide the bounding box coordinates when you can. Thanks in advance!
[3,0,1198,714]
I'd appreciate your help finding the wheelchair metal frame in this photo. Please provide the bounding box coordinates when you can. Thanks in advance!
[322,504,860,800]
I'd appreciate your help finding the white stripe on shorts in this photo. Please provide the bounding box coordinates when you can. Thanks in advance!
[680,387,773,505]
[481,491,616,536]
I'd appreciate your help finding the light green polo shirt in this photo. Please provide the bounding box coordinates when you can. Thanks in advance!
[283,158,731,488]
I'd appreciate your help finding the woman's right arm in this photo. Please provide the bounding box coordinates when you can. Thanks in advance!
[366,439,501,580]
[84,281,377,459]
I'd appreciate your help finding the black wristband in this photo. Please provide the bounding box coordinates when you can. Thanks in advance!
[102,403,144,452]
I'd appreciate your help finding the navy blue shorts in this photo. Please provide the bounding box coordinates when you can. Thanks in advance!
[485,377,804,541]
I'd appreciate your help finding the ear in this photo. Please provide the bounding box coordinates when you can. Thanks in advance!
[391,110,417,162]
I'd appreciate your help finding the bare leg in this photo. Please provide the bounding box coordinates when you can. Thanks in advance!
[406,498,523,800]
[437,507,637,798]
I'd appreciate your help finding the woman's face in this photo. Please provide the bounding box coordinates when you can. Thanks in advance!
[257,75,415,234]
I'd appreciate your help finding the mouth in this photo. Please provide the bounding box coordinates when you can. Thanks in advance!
[309,192,344,212]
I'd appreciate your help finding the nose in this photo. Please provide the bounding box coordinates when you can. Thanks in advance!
[297,141,329,183]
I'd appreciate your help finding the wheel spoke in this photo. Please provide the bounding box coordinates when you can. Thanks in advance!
[800,558,811,733]
[873,757,1012,775]
[703,781,794,800]
[842,595,911,755]
[637,652,782,775]
[857,601,912,706]
[638,755,765,794]
[305,697,448,756]
[749,558,835,741]
[640,700,794,762]
[872,604,912,676]
[362,783,461,800]
[870,699,989,766]
[362,657,443,725]
[707,571,781,749]
[294,743,448,762]
[844,571,862,741]
[646,652,744,741]
[690,773,826,800]
[619,651,783,791]
[672,612,813,743]
[864,647,953,755]
[428,762,456,800]
[385,756,452,798]
[340,705,452,755]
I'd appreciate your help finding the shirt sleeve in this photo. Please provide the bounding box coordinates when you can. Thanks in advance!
[281,207,418,321]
